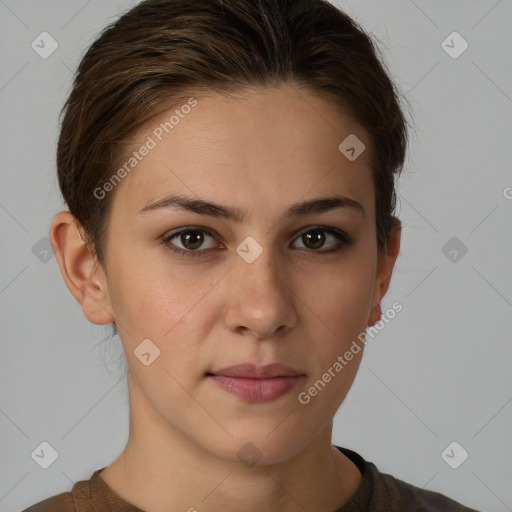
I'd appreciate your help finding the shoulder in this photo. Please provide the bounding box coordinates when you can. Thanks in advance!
[335,446,481,512]
[367,460,481,511]
[20,468,102,512]
[20,491,76,512]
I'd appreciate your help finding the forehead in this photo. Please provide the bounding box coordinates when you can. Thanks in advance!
[110,82,374,221]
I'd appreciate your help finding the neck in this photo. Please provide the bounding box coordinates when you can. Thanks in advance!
[100,371,362,512]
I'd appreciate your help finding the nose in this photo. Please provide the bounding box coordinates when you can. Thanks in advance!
[223,245,298,340]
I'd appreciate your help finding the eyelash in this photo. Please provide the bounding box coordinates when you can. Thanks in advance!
[161,226,353,258]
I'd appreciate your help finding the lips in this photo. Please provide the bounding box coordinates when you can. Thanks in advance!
[206,363,305,402]
[207,363,304,379]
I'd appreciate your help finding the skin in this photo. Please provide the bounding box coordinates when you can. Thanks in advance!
[50,81,400,512]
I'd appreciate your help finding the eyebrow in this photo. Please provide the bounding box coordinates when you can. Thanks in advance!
[138,193,364,221]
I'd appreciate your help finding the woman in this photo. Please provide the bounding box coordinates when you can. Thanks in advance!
[23,0,480,510]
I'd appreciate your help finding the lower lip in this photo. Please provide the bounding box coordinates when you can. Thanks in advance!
[207,375,304,402]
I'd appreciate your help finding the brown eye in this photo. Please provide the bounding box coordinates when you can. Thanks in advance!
[179,230,207,250]
[162,227,221,257]
[301,230,326,250]
[291,227,352,253]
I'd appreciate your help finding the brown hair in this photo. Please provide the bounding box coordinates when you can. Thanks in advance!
[57,0,409,266]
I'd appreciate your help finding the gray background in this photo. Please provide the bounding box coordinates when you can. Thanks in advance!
[1,1,511,511]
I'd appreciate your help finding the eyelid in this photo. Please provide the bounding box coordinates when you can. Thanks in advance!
[162,225,217,239]
[293,225,351,242]
[162,226,222,246]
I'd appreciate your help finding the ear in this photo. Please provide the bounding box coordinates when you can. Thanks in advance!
[368,226,401,326]
[49,211,114,325]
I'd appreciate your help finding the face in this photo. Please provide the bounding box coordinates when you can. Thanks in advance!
[89,82,392,464]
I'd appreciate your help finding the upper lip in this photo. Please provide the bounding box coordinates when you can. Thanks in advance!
[208,363,304,379]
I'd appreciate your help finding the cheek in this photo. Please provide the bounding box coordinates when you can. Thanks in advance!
[106,245,207,337]
[106,257,227,396]
[294,257,374,417]
[303,254,375,333]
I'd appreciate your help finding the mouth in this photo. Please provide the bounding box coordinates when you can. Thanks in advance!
[208,362,304,379]
[206,363,305,402]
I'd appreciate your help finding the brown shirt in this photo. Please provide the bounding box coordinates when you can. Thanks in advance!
[21,446,481,512]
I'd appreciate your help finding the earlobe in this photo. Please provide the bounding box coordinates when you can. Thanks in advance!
[368,227,401,326]
[368,303,382,327]
[49,211,114,325]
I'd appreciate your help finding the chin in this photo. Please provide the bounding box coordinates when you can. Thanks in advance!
[201,422,317,467]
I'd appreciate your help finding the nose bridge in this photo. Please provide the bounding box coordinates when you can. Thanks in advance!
[235,235,283,297]
[224,234,297,337]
